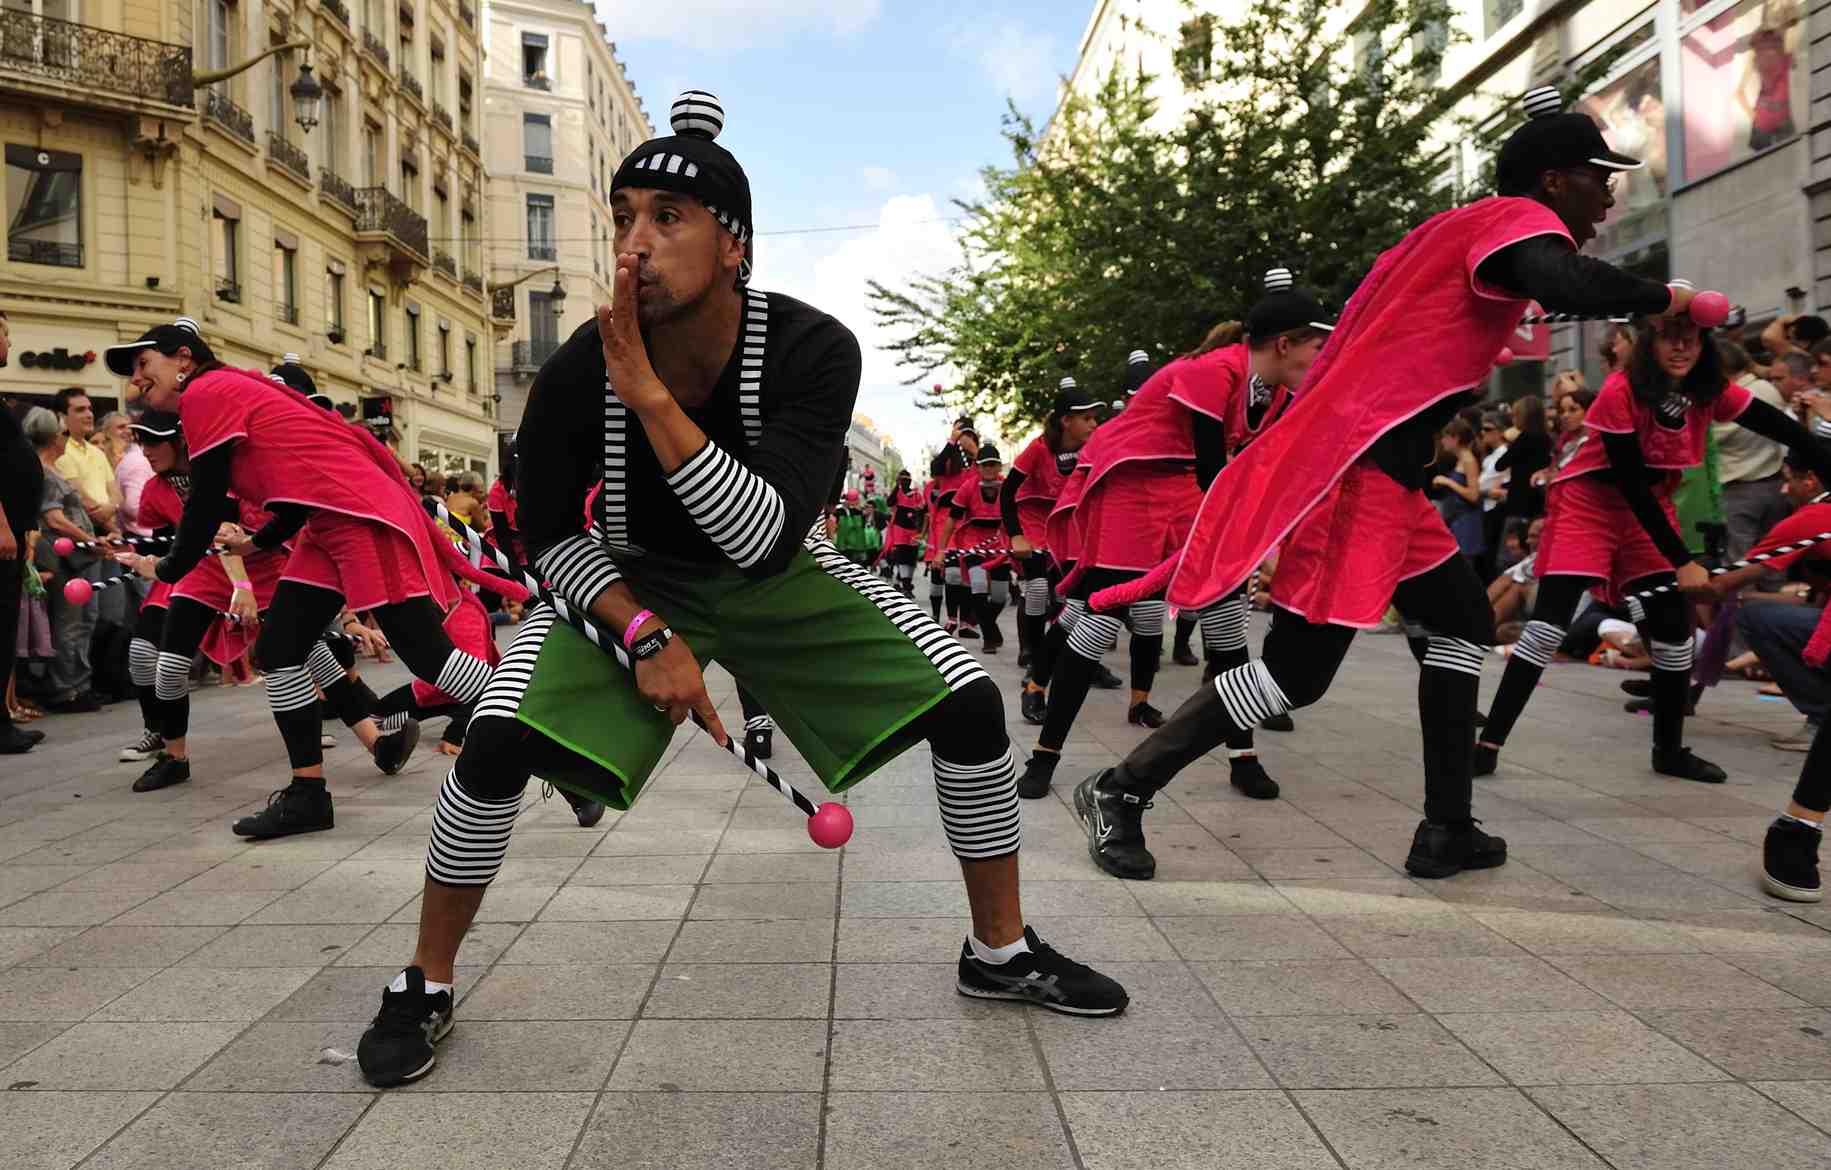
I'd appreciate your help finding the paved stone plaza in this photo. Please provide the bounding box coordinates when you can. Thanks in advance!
[3,619,1831,1168]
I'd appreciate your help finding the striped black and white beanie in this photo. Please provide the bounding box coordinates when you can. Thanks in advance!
[612,90,753,280]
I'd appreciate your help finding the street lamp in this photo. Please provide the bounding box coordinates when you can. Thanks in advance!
[490,266,567,314]
[546,276,567,317]
[289,63,323,134]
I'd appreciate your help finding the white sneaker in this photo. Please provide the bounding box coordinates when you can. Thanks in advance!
[119,729,164,762]
[320,731,338,748]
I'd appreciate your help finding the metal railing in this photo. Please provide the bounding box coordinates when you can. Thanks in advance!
[216,279,241,304]
[399,69,422,103]
[354,185,429,260]
[362,29,389,67]
[461,129,479,156]
[528,242,556,261]
[319,168,357,213]
[267,131,309,180]
[524,74,549,91]
[322,0,351,29]
[277,303,300,325]
[0,9,192,108]
[432,249,457,279]
[8,238,81,267]
[462,270,483,296]
[202,89,255,145]
[512,338,559,369]
[431,102,452,132]
[366,341,388,361]
[490,285,516,322]
[525,154,552,174]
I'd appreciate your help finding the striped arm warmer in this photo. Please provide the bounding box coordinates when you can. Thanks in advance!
[426,769,523,886]
[932,747,1022,859]
[665,442,786,570]
[534,533,625,615]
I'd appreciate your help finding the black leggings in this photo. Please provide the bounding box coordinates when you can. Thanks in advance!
[1034,568,1165,753]
[374,682,471,747]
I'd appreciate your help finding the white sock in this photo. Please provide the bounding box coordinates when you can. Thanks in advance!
[1783,813,1824,831]
[1228,749,1256,760]
[389,969,453,996]
[969,933,1031,965]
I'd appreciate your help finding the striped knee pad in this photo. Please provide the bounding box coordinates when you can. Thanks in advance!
[1401,619,1429,641]
[944,565,963,586]
[1212,659,1292,728]
[264,665,318,713]
[929,572,944,598]
[1650,639,1695,673]
[1198,596,1249,653]
[988,578,1010,607]
[1511,620,1566,669]
[1421,636,1486,677]
[426,769,524,886]
[153,651,193,701]
[1127,599,1167,637]
[129,637,158,688]
[968,566,989,594]
[1055,598,1086,634]
[932,747,1022,859]
[1066,611,1125,660]
[1022,577,1051,616]
[306,640,348,689]
[434,650,493,704]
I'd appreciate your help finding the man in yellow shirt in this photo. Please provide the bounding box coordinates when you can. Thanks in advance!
[51,387,118,532]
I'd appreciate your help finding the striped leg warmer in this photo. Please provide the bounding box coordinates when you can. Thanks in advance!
[932,746,1022,859]
[426,769,524,886]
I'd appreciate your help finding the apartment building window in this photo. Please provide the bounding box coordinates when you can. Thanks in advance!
[207,0,235,72]
[591,211,600,275]
[4,145,82,268]
[401,155,418,210]
[326,262,347,339]
[322,84,342,172]
[438,322,451,380]
[522,32,548,86]
[269,52,289,141]
[528,291,557,362]
[526,193,555,260]
[465,335,476,393]
[273,232,299,324]
[364,122,381,186]
[367,288,387,358]
[523,113,552,173]
[405,302,422,371]
[429,35,445,105]
[212,195,240,302]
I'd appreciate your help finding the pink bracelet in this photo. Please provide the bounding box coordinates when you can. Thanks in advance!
[623,609,656,650]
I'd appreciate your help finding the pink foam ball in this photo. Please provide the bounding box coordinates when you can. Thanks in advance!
[62,577,94,605]
[807,801,854,849]
[1690,290,1730,328]
[1493,346,1514,367]
[53,536,75,557]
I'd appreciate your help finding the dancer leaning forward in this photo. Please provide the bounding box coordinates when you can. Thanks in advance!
[1073,86,1722,882]
[355,91,1126,1089]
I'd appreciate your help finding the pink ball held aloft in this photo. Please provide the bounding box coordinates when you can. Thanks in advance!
[807,801,854,849]
[1690,290,1730,329]
[1493,346,1514,367]
[62,577,94,605]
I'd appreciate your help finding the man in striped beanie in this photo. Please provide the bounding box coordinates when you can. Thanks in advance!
[358,91,1127,1089]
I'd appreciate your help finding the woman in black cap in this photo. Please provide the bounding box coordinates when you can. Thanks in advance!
[937,441,1012,651]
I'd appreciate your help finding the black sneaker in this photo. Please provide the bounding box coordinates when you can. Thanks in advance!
[1229,756,1280,800]
[1020,686,1047,726]
[372,715,421,776]
[358,967,454,1087]
[1172,644,1199,667]
[1091,663,1124,690]
[0,725,41,754]
[563,788,608,829]
[1017,649,1032,669]
[956,926,1129,1016]
[1017,752,1059,799]
[132,753,191,793]
[1405,819,1508,879]
[119,729,164,762]
[1260,713,1295,733]
[232,780,335,839]
[956,625,979,640]
[1625,687,1701,717]
[1472,743,1499,777]
[1127,701,1165,728]
[1073,770,1155,879]
[1620,678,1652,698]
[1653,746,1726,784]
[745,724,774,761]
[1762,818,1823,903]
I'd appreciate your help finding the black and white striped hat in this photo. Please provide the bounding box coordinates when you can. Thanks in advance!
[613,90,753,279]
[1125,349,1154,396]
[1244,266,1334,337]
[1496,84,1643,194]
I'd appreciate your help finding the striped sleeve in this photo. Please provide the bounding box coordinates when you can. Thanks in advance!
[533,532,623,612]
[1814,417,1831,440]
[664,441,786,570]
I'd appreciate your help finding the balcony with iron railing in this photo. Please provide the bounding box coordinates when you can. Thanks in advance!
[267,132,309,182]
[524,73,549,91]
[462,270,483,297]
[9,238,81,267]
[365,340,388,362]
[528,241,557,261]
[432,250,457,280]
[0,9,193,112]
[277,302,300,325]
[512,338,559,371]
[319,168,357,214]
[354,185,429,263]
[202,89,255,146]
[431,102,453,134]
[490,285,516,323]
[461,129,479,156]
[362,29,389,68]
[322,0,351,30]
[458,1,475,28]
[399,69,423,105]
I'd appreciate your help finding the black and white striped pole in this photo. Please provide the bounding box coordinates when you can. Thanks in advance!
[1517,285,1731,328]
[1622,530,1831,610]
[431,502,852,847]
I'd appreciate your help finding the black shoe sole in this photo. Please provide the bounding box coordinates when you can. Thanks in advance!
[955,979,1128,1016]
[362,1014,454,1088]
[1761,869,1823,903]
[1405,846,1507,880]
[132,770,190,793]
[1260,713,1295,733]
[233,816,334,839]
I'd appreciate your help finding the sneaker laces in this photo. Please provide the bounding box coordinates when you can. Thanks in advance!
[372,983,437,1032]
[1023,936,1097,981]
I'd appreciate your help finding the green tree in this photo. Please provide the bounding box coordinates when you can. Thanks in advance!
[870,0,1463,431]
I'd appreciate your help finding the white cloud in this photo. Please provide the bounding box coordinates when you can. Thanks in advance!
[952,21,1060,106]
[592,0,879,53]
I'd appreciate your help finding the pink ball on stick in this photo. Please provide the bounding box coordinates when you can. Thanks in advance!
[1689,290,1730,329]
[1493,347,1514,367]
[62,577,94,605]
[53,536,74,557]
[807,801,854,849]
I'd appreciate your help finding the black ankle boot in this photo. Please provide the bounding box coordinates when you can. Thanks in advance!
[1074,770,1155,879]
[1017,752,1059,799]
[1762,818,1823,903]
[1404,819,1507,879]
[1228,755,1279,800]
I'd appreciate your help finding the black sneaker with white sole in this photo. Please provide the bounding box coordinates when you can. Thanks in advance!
[1127,701,1165,728]
[1073,770,1156,880]
[956,926,1128,1016]
[372,715,421,776]
[119,729,164,763]
[357,966,454,1087]
[1762,818,1822,903]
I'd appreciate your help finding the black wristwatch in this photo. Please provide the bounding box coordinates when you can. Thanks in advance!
[630,626,673,661]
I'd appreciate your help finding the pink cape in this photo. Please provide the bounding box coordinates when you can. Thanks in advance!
[949,473,1009,553]
[179,366,462,611]
[1165,342,1297,457]
[1095,196,1573,612]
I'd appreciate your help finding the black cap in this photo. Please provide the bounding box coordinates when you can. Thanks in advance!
[1245,267,1335,337]
[975,443,1003,465]
[1052,375,1102,417]
[613,91,753,280]
[269,357,334,411]
[954,414,977,438]
[1495,85,1643,195]
[129,410,181,442]
[104,316,213,377]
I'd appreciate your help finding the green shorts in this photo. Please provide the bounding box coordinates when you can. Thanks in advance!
[494,540,987,809]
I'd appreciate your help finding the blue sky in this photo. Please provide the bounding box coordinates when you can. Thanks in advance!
[594,0,1093,463]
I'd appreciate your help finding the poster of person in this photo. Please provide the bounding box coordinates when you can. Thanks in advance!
[1680,0,1802,179]
[1575,55,1666,253]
